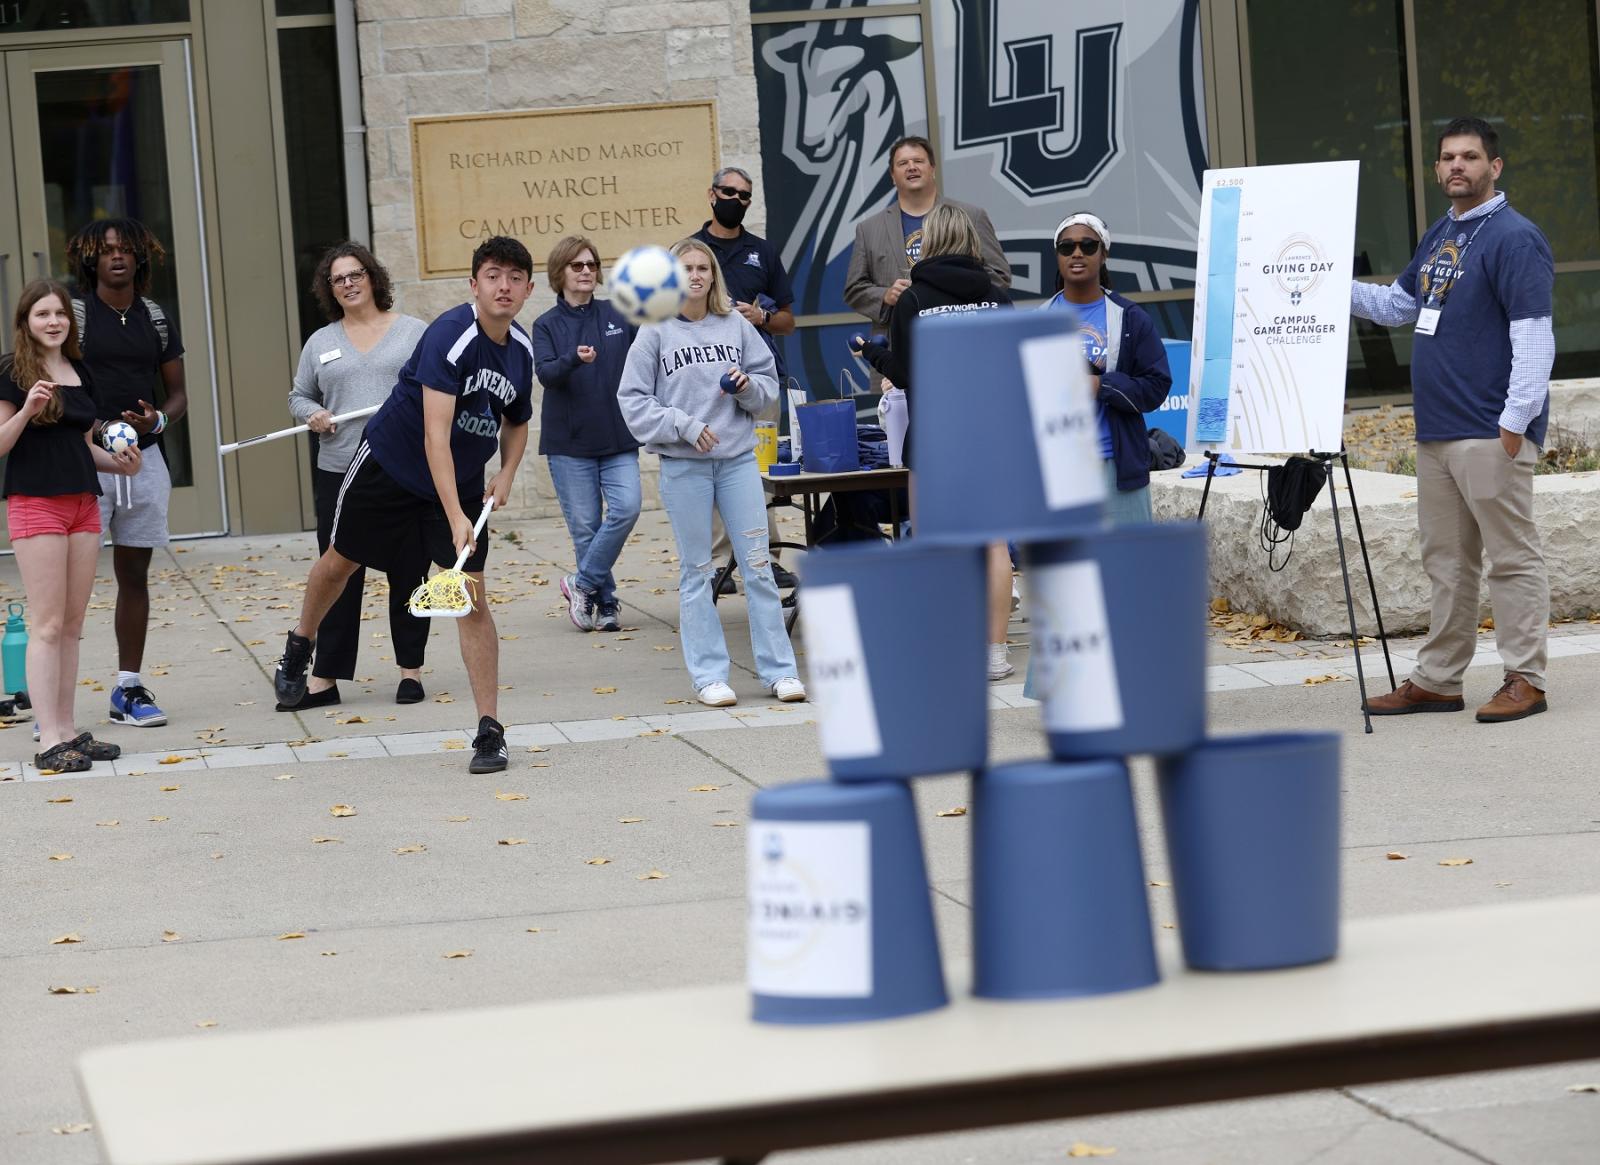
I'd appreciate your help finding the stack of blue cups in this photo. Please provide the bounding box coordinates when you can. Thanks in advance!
[751,309,1342,1026]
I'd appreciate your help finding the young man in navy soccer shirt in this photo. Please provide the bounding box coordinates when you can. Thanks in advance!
[273,236,536,773]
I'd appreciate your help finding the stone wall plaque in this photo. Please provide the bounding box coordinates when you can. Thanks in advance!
[410,100,719,279]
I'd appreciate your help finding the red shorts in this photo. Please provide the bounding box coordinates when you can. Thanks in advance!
[6,492,102,539]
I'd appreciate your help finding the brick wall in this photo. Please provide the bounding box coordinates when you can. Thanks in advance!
[354,0,766,516]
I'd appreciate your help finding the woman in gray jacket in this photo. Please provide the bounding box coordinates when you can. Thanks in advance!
[618,239,804,708]
[284,243,429,710]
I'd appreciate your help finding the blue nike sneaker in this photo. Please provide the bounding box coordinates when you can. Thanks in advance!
[109,684,168,727]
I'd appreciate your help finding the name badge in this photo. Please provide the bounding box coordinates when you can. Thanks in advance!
[318,349,343,364]
[1415,307,1441,336]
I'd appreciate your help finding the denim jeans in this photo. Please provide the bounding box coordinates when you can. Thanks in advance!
[657,452,798,690]
[547,452,642,605]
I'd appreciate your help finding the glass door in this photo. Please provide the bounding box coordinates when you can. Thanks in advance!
[1,39,221,544]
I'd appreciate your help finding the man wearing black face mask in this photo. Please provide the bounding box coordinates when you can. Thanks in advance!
[693,166,799,590]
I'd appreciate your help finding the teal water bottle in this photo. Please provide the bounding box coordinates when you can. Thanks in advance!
[3,603,27,699]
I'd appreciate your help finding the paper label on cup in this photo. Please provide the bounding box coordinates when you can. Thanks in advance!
[1031,559,1124,732]
[748,821,872,997]
[799,584,883,760]
[1020,333,1106,511]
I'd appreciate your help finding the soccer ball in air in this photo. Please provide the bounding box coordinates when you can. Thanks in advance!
[609,245,688,324]
[101,421,138,454]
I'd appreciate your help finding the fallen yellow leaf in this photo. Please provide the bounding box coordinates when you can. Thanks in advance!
[276,932,306,941]
[310,835,342,844]
[638,869,669,881]
[1386,852,1408,860]
[161,931,181,943]
[46,796,73,804]
[157,755,189,765]
[936,806,968,818]
[51,1122,93,1135]
[273,773,294,781]
[689,784,720,793]
[526,927,542,934]
[445,815,470,823]
[1438,857,1474,867]
[593,686,617,694]
[1147,880,1171,888]
[160,785,180,792]
[441,739,467,750]
[585,856,612,865]
[618,816,643,824]
[393,844,427,855]
[50,933,84,945]
[47,985,98,995]
[336,715,369,725]
[148,815,169,822]
[498,837,528,846]
[711,821,740,828]
[442,949,473,959]
[1303,673,1351,685]
[329,804,357,817]
[494,791,527,801]
[48,853,73,862]
[95,820,119,827]
[1566,1083,1600,1094]
[195,1019,218,1028]
[1067,1142,1117,1157]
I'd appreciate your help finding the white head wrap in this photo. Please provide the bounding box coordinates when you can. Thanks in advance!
[1053,213,1111,251]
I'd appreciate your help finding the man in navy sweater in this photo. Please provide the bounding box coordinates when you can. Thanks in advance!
[1351,116,1555,723]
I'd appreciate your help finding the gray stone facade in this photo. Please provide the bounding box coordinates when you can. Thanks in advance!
[354,0,765,515]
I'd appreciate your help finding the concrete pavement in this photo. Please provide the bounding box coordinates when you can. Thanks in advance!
[2,509,1596,1164]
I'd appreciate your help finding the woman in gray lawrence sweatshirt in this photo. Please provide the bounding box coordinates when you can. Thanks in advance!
[617,239,804,707]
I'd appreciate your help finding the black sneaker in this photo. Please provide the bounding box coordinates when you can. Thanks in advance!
[273,631,314,708]
[469,716,508,774]
[715,571,737,596]
[771,563,798,589]
[595,601,621,632]
[395,677,425,705]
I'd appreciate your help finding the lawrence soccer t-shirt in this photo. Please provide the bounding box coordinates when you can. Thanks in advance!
[362,302,535,499]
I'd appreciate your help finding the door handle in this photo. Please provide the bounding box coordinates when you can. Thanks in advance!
[0,254,10,354]
[32,250,47,279]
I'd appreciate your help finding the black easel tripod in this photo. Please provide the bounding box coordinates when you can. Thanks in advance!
[1194,447,1396,734]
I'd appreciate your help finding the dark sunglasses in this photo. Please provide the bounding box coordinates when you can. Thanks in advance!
[1056,238,1103,257]
[567,260,599,272]
[713,184,754,203]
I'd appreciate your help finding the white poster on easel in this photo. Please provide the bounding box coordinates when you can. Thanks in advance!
[1187,160,1360,455]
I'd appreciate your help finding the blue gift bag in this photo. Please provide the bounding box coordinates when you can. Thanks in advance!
[797,400,860,473]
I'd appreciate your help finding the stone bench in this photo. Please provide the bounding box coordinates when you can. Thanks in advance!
[1150,458,1600,637]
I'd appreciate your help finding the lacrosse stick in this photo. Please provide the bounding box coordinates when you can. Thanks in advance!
[407,499,495,618]
[219,405,380,455]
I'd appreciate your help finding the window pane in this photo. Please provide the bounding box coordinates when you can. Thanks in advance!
[1551,269,1600,380]
[754,13,927,393]
[1248,0,1415,275]
[34,64,196,486]
[276,0,332,15]
[1415,0,1600,263]
[0,1,188,34]
[751,1,905,14]
[279,25,349,345]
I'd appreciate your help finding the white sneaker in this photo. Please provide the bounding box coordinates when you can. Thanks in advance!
[1010,578,1021,612]
[697,682,737,707]
[768,677,807,703]
[988,643,1014,681]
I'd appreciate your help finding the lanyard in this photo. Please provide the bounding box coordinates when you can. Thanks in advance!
[1424,201,1504,306]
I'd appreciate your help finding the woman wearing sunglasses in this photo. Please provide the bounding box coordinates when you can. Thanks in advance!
[1044,213,1172,523]
[534,236,643,634]
[285,242,431,710]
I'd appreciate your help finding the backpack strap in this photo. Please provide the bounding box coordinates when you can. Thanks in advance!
[72,298,88,345]
[143,297,170,351]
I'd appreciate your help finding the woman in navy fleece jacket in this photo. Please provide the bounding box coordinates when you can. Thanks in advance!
[1042,212,1172,521]
[532,235,643,634]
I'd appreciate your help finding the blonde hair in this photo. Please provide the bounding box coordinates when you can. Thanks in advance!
[669,238,731,316]
[5,280,81,426]
[545,235,602,294]
[919,203,983,264]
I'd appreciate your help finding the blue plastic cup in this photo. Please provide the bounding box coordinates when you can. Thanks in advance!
[1157,733,1342,970]
[910,309,1106,545]
[973,759,1159,999]
[1024,523,1208,760]
[749,780,947,1023]
[798,542,987,780]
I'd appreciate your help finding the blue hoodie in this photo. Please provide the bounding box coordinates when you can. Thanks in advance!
[1044,288,1171,492]
[532,296,641,458]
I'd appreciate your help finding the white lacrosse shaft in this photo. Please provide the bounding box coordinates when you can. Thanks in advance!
[879,387,908,468]
[218,405,380,455]
[450,498,496,571]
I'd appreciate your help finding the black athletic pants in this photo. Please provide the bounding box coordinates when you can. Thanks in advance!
[312,466,430,680]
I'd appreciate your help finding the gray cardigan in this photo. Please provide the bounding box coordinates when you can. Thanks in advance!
[289,314,426,473]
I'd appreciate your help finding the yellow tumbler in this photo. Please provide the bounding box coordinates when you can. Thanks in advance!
[755,421,778,472]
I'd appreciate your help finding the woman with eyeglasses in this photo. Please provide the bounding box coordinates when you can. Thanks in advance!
[533,235,642,634]
[284,242,431,710]
[1044,213,1172,523]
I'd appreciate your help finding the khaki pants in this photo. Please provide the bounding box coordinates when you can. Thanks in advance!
[1410,438,1548,695]
[711,391,782,561]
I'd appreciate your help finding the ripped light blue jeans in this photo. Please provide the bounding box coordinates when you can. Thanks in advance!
[657,452,798,691]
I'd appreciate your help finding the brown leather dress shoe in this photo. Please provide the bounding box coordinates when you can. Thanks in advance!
[1475,673,1548,723]
[1363,679,1465,715]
